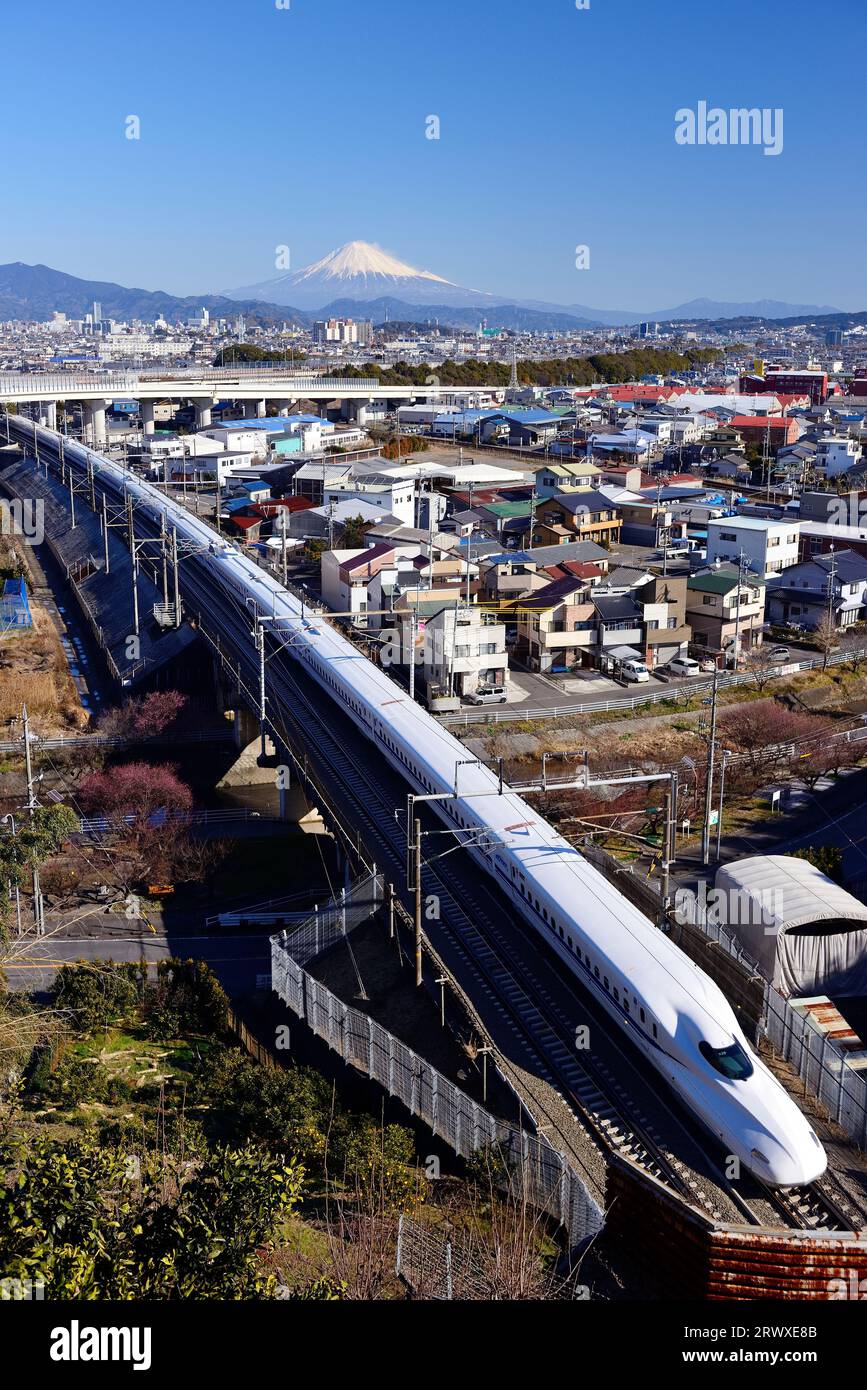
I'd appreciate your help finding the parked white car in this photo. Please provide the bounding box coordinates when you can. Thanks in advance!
[466,684,507,705]
[666,657,702,677]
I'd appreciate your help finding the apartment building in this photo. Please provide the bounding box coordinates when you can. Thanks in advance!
[706,516,800,578]
[391,593,508,697]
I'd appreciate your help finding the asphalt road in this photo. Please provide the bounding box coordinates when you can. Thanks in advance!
[5,923,273,997]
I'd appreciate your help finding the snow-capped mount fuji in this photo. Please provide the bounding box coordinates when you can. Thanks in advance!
[226,240,502,311]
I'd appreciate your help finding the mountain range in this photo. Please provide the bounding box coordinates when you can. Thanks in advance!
[0,245,852,332]
[224,241,843,327]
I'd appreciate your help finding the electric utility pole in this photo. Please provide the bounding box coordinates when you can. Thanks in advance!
[21,705,44,935]
[701,666,719,866]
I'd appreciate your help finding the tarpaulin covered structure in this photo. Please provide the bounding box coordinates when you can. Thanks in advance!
[714,855,867,997]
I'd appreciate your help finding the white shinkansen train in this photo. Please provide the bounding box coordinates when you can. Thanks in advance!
[30,424,827,1187]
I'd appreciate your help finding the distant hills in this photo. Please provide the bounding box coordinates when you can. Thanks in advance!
[0,262,298,328]
[0,253,858,335]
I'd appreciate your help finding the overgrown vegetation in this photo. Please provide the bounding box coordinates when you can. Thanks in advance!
[0,961,570,1300]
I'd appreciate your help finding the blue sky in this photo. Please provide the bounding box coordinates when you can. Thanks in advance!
[1,0,865,312]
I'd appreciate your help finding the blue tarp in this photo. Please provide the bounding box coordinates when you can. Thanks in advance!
[0,577,32,629]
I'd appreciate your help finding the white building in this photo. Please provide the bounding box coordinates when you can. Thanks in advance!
[706,516,801,578]
[323,472,416,527]
[815,436,862,480]
[393,595,508,699]
[200,427,271,458]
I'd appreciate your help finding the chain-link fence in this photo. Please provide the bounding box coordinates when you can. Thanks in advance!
[395,1214,590,1300]
[679,884,867,1148]
[271,875,604,1248]
[763,985,867,1146]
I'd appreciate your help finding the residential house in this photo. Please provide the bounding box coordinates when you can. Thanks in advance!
[535,492,622,548]
[513,576,597,673]
[704,453,753,483]
[592,592,646,672]
[532,460,601,497]
[634,574,691,667]
[321,542,404,619]
[814,436,862,480]
[479,409,562,447]
[686,568,766,659]
[616,497,690,549]
[765,550,867,631]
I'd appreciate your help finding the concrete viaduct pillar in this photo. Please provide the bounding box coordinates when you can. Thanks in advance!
[245,399,266,419]
[83,398,108,447]
[275,399,292,417]
[38,400,57,430]
[193,397,214,429]
[141,400,155,437]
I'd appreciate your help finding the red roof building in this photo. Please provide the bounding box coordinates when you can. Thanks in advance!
[729,416,800,446]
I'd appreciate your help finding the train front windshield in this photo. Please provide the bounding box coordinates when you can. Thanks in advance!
[699,1040,754,1080]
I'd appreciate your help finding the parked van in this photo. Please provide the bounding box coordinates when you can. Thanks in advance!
[466,684,507,705]
[620,660,650,683]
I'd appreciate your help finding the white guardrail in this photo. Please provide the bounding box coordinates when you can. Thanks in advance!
[0,372,381,397]
[441,649,867,725]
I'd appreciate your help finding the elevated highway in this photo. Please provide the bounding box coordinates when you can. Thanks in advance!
[0,367,474,443]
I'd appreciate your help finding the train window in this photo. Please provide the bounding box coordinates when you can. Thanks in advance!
[640,1007,646,1024]
[585,953,590,966]
[652,1023,657,1039]
[624,999,629,1014]
[603,976,609,991]
[594,967,599,979]
[613,988,619,1003]
[699,1040,754,1081]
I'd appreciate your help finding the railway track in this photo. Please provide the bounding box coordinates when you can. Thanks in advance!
[173,563,814,1230]
[16,420,867,1237]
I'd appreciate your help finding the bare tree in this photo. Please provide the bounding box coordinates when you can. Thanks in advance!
[741,644,780,692]
[813,614,839,671]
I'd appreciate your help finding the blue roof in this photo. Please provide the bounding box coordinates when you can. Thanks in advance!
[493,409,562,426]
[216,417,295,431]
[434,409,500,426]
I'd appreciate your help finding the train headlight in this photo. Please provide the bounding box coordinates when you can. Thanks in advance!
[750,1148,770,1167]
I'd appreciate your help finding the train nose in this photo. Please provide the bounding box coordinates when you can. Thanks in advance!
[746,1129,827,1187]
